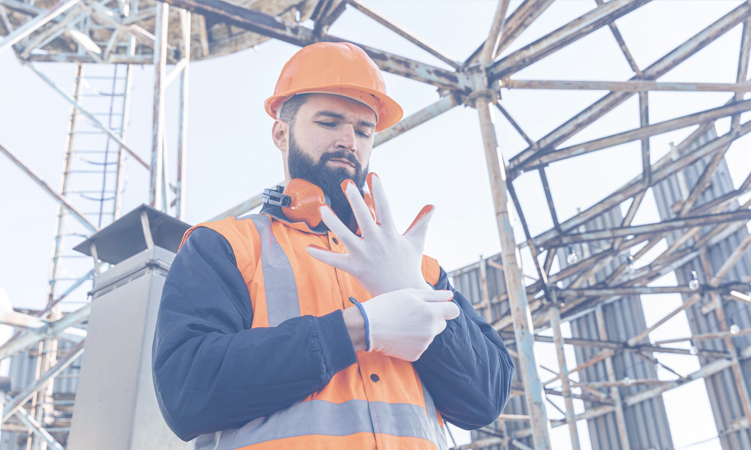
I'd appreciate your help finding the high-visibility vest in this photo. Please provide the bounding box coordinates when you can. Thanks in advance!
[181,213,448,450]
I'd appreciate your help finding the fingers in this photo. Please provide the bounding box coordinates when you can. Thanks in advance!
[403,205,435,247]
[341,180,378,237]
[413,289,454,302]
[410,288,459,321]
[437,302,461,320]
[319,205,360,248]
[306,245,348,269]
[366,173,396,231]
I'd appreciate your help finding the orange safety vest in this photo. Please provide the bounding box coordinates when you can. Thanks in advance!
[180,212,448,450]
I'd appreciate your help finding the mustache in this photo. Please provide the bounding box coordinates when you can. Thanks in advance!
[318,151,362,172]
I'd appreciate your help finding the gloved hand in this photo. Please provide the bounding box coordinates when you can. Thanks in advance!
[360,288,460,362]
[306,173,435,296]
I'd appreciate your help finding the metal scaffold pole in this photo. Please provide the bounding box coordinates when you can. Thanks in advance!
[150,2,169,211]
[474,92,552,449]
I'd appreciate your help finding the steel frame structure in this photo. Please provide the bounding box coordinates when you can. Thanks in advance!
[2,0,751,449]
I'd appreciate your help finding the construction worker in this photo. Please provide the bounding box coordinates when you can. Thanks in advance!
[152,42,514,450]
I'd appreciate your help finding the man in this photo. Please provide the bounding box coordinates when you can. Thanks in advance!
[152,42,514,450]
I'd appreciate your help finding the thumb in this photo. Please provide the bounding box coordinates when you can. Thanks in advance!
[414,289,454,303]
[435,301,461,320]
[306,245,348,269]
[403,205,435,245]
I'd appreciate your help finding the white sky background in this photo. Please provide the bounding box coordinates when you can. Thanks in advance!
[2,0,751,448]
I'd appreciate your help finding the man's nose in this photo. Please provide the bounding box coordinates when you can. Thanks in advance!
[335,125,357,152]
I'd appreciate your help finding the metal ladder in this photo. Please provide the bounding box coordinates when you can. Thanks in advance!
[8,62,136,450]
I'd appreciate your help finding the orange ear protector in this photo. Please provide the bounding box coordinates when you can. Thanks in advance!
[263,178,376,229]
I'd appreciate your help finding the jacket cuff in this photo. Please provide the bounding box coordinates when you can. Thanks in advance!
[313,310,357,378]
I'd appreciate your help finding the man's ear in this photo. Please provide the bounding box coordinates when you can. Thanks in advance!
[272,119,290,153]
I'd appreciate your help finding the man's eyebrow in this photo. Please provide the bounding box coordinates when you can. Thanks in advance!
[314,110,375,129]
[313,110,345,120]
[358,119,376,129]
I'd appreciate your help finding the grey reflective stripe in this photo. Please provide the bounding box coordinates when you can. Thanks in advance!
[422,381,449,450]
[243,214,300,326]
[191,399,445,450]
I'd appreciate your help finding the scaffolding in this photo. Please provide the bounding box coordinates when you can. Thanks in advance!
[1,0,751,449]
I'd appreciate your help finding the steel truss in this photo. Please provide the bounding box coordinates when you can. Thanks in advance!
[2,0,751,449]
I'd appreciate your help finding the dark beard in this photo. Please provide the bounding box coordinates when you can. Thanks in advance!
[287,131,368,224]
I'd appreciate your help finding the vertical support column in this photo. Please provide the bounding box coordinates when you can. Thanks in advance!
[34,308,61,450]
[474,93,551,450]
[150,2,169,211]
[550,305,581,450]
[27,341,45,450]
[176,8,191,221]
[38,63,83,450]
[47,62,84,304]
[114,30,136,220]
[478,255,492,322]
[698,251,751,426]
[595,304,631,450]
[638,92,650,186]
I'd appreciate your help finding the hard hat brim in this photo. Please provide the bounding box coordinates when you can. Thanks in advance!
[265,84,403,133]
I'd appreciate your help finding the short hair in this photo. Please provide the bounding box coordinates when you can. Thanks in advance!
[279,94,311,125]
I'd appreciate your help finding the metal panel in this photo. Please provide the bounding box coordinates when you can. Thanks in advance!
[66,246,183,450]
[560,206,674,450]
[652,127,751,450]
[452,256,532,449]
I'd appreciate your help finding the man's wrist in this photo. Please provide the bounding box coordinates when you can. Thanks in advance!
[343,306,367,352]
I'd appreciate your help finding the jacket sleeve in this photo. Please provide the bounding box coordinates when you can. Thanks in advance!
[413,267,515,430]
[152,227,357,441]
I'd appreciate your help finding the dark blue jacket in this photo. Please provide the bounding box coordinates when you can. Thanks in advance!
[152,214,514,441]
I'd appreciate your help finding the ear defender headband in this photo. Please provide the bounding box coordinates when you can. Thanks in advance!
[262,178,376,229]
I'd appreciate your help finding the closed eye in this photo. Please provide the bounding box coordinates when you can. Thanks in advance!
[316,121,336,128]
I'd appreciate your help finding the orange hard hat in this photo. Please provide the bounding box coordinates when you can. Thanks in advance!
[265,42,403,132]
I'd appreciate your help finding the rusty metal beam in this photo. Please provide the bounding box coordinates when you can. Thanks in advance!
[2,340,84,423]
[158,0,462,91]
[552,210,751,245]
[508,1,751,175]
[18,7,84,58]
[0,140,97,233]
[594,0,641,75]
[503,79,751,93]
[488,0,651,81]
[463,0,555,67]
[627,232,751,346]
[495,102,537,148]
[558,283,749,298]
[656,328,751,346]
[475,89,552,448]
[347,0,461,69]
[550,306,581,450]
[531,119,751,250]
[8,396,64,450]
[26,52,152,64]
[516,99,751,172]
[479,0,511,67]
[25,62,149,170]
[0,0,80,55]
[374,93,460,147]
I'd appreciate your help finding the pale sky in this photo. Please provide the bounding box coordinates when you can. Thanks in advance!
[2,1,751,448]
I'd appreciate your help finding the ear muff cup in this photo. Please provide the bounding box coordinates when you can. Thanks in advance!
[282,179,329,228]
[268,178,376,229]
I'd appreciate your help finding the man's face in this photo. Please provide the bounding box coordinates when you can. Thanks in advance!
[282,94,377,212]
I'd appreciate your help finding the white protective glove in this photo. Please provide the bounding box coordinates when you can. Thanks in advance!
[360,288,460,361]
[306,173,435,296]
